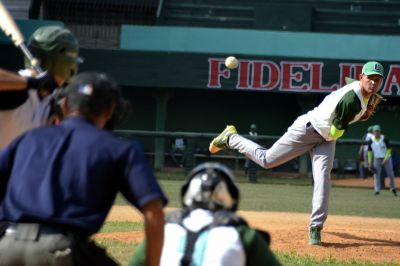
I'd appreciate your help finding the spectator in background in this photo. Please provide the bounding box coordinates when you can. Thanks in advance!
[130,162,281,266]
[358,125,374,179]
[368,125,397,196]
[170,135,187,167]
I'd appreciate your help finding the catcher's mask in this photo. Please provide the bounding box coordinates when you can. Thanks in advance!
[27,26,83,83]
[181,162,239,212]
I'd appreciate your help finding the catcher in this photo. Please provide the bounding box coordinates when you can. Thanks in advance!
[130,162,280,266]
[209,61,385,246]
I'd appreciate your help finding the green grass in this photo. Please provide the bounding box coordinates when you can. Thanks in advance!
[100,221,144,233]
[275,251,400,266]
[95,238,139,265]
[114,177,400,218]
[153,171,313,185]
[155,179,400,218]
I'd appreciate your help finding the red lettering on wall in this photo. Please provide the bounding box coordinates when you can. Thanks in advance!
[382,65,400,96]
[237,60,251,89]
[207,58,230,88]
[206,57,399,96]
[338,63,363,87]
[310,63,338,91]
[280,62,310,91]
[251,61,280,90]
[354,65,363,78]
[340,63,352,86]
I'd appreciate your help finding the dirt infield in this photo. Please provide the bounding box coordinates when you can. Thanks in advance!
[98,205,400,264]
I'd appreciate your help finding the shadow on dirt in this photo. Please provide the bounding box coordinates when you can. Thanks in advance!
[324,232,400,248]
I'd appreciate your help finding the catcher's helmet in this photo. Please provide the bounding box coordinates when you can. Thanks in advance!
[181,162,239,212]
[27,26,83,83]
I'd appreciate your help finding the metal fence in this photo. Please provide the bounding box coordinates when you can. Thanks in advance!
[115,129,400,146]
[115,129,400,181]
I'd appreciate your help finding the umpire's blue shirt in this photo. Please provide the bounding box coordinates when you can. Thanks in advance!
[0,117,167,235]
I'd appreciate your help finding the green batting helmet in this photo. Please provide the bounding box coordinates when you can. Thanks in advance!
[27,26,83,83]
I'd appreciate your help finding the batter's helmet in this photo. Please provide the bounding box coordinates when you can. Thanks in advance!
[27,26,83,83]
[181,162,239,212]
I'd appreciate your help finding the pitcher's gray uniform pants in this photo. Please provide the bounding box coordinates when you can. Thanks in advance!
[228,114,335,229]
[373,157,396,192]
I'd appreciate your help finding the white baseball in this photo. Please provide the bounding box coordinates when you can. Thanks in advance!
[225,56,239,69]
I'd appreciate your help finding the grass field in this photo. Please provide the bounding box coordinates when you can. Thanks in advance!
[102,174,400,265]
[114,175,400,219]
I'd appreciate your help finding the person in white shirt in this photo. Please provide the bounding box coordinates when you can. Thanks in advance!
[367,125,397,196]
[170,136,187,167]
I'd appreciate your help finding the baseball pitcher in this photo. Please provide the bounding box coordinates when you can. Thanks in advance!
[209,61,385,245]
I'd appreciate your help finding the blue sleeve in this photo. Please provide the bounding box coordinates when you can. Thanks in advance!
[0,138,19,200]
[119,141,168,210]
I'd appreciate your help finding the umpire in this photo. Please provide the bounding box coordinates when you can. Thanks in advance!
[0,72,167,266]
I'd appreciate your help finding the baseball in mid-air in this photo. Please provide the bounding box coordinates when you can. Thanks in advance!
[225,56,239,69]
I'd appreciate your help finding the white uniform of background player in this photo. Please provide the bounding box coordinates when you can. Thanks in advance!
[368,126,397,196]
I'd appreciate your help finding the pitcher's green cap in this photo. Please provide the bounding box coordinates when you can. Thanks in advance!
[372,125,381,132]
[362,61,384,77]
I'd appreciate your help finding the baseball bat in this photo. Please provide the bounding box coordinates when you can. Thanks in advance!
[0,0,43,73]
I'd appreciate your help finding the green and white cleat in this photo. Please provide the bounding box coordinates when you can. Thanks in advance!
[309,227,322,246]
[209,125,237,154]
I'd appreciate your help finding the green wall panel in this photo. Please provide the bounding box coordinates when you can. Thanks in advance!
[121,25,400,61]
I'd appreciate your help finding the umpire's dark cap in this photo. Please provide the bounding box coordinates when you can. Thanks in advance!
[64,72,121,116]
